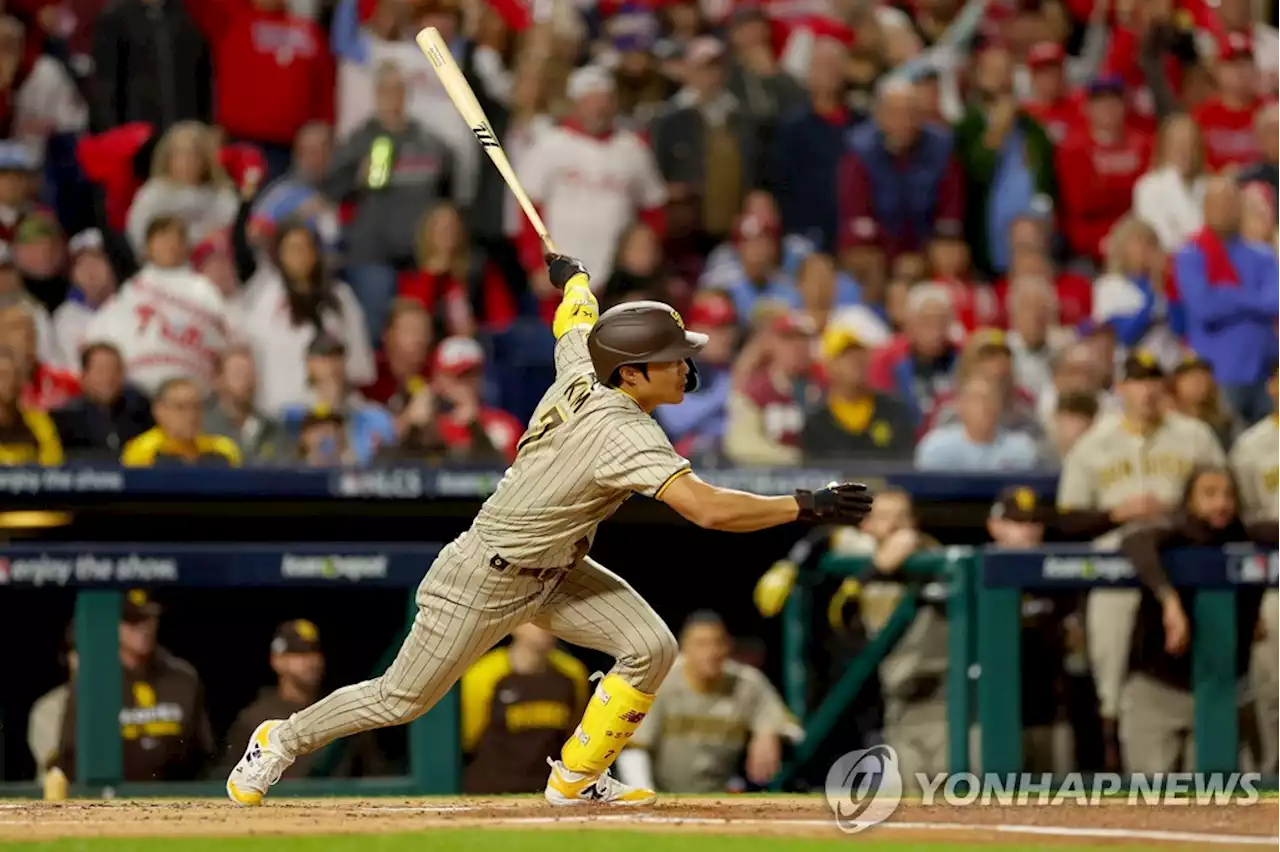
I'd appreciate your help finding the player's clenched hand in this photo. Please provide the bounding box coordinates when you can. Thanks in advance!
[544,253,588,290]
[795,481,873,524]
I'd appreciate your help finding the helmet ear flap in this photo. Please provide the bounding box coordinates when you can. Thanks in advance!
[684,358,699,392]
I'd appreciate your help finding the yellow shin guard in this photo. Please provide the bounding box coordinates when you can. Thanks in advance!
[560,674,654,775]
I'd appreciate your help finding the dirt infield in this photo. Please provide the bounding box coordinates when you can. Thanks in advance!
[0,796,1276,847]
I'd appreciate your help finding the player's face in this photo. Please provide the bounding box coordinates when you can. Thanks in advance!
[1120,377,1162,422]
[680,623,729,681]
[988,517,1045,548]
[1173,368,1214,408]
[119,616,158,659]
[1189,471,1236,529]
[274,651,324,690]
[644,360,687,406]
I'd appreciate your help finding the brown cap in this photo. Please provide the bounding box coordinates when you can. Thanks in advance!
[123,588,162,622]
[588,300,707,389]
[990,486,1049,524]
[1121,350,1165,381]
[271,619,322,654]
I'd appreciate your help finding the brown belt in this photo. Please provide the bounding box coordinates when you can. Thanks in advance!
[488,553,568,582]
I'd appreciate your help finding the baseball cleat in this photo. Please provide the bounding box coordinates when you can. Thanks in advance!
[544,758,656,807]
[226,720,294,806]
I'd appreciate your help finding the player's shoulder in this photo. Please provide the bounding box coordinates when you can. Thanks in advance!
[1232,416,1276,454]
[1071,412,1124,453]
[1161,412,1218,444]
[724,659,769,691]
[547,649,589,685]
[463,647,513,689]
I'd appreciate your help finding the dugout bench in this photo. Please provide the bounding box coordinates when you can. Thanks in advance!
[774,545,1279,789]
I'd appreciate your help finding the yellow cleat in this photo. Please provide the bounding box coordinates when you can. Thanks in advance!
[226,720,293,807]
[544,758,657,807]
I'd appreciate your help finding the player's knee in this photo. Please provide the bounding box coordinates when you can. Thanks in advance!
[624,623,678,685]
[374,676,430,725]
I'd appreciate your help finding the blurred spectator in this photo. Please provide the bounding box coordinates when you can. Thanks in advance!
[915,375,1041,471]
[29,624,74,784]
[1240,180,1277,248]
[238,218,374,416]
[518,64,666,288]
[801,324,914,463]
[85,216,229,396]
[89,0,212,132]
[1091,215,1183,369]
[295,404,353,466]
[1237,103,1278,198]
[652,37,759,245]
[0,294,79,410]
[867,283,958,426]
[0,344,61,464]
[1231,364,1280,524]
[993,214,1092,327]
[0,141,47,243]
[427,335,521,463]
[121,376,241,466]
[1191,32,1261,173]
[282,333,396,465]
[3,14,88,161]
[1050,390,1101,461]
[325,61,459,343]
[50,342,151,460]
[723,310,817,467]
[250,122,340,245]
[204,344,285,464]
[838,78,964,288]
[57,590,214,782]
[602,221,669,308]
[605,6,670,124]
[14,212,69,316]
[928,235,1000,333]
[1132,113,1206,251]
[125,122,239,258]
[222,619,384,778]
[622,610,799,793]
[712,211,796,322]
[187,0,335,180]
[1168,354,1238,449]
[954,42,1056,277]
[1022,42,1081,145]
[1174,177,1279,424]
[1036,342,1112,435]
[769,37,859,255]
[1005,275,1068,394]
[723,7,805,132]
[1117,466,1274,774]
[794,253,864,338]
[1054,76,1151,264]
[461,623,588,794]
[52,229,118,370]
[398,202,494,338]
[362,298,431,412]
[657,291,736,460]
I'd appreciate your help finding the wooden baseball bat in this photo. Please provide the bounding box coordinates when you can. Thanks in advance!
[415,27,557,256]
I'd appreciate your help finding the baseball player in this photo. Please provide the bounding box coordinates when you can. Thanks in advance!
[226,254,873,807]
[1230,364,1278,772]
[1056,351,1225,768]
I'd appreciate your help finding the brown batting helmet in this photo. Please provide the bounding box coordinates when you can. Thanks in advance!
[588,300,708,391]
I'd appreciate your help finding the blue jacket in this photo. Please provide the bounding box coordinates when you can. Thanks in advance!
[1173,238,1279,385]
[656,366,732,455]
[770,104,860,253]
[1106,275,1187,347]
[848,122,954,246]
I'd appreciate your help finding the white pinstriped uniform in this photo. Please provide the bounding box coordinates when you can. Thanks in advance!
[277,327,685,756]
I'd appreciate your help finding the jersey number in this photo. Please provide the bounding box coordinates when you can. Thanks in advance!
[516,406,566,453]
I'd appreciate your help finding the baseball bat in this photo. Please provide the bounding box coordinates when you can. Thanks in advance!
[415,26,557,256]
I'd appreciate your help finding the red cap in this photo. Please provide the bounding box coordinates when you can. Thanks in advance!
[433,336,484,375]
[732,212,780,243]
[190,230,230,270]
[770,311,816,336]
[1027,41,1065,69]
[1222,31,1253,61]
[688,292,737,328]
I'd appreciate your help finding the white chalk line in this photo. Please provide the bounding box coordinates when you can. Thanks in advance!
[355,807,1278,845]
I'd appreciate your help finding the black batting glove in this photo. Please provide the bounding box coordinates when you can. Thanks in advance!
[545,253,588,290]
[795,482,874,525]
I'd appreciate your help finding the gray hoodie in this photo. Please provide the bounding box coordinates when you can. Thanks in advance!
[323,118,455,265]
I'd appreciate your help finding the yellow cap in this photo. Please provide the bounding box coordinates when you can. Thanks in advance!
[821,325,864,361]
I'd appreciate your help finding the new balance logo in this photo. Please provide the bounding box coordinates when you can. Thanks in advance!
[583,782,605,801]
[619,710,647,724]
[472,124,499,149]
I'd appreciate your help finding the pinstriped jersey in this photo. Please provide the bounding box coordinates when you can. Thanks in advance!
[470,327,691,567]
[1230,416,1279,523]
[1056,412,1225,514]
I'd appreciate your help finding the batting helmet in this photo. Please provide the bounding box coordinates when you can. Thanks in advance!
[587,300,708,391]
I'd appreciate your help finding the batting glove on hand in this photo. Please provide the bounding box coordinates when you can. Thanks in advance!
[545,253,588,290]
[795,481,873,525]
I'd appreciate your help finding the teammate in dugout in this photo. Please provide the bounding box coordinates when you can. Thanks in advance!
[227,253,874,807]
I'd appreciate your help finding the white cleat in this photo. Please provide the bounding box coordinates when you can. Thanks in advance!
[544,758,657,807]
[226,720,294,806]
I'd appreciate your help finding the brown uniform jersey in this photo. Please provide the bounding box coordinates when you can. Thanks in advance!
[1057,412,1226,518]
[461,647,589,793]
[1230,416,1279,523]
[471,327,691,568]
[629,659,796,793]
[57,648,214,781]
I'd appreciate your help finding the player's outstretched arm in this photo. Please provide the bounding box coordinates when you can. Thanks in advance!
[546,253,599,340]
[659,472,873,533]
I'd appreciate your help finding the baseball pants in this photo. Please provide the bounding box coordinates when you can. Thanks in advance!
[277,531,679,757]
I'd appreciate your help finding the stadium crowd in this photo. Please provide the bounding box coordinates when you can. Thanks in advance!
[0,0,1268,470]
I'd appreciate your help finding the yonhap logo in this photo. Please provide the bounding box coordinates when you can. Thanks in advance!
[824,745,903,834]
